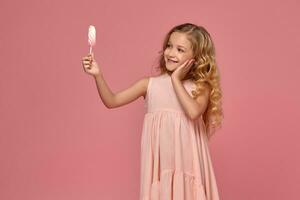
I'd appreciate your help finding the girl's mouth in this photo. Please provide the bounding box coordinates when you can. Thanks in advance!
[167,59,178,63]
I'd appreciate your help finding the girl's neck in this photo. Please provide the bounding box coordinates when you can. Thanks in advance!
[162,71,192,81]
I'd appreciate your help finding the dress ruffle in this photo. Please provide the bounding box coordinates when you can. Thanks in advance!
[141,169,207,200]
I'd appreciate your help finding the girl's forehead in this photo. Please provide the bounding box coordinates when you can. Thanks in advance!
[169,32,192,49]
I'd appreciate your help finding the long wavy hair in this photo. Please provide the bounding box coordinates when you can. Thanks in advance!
[155,23,224,140]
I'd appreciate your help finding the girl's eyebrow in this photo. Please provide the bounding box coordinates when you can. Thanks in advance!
[168,41,187,49]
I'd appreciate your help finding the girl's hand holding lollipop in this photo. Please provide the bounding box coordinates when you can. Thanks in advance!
[82,25,101,77]
[82,53,100,77]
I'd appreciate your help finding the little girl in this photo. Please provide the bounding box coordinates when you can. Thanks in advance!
[82,23,223,200]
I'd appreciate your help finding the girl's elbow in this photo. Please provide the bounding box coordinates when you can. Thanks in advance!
[105,102,115,109]
[189,110,204,120]
[188,112,197,120]
[105,103,112,109]
[105,96,117,109]
[189,114,199,120]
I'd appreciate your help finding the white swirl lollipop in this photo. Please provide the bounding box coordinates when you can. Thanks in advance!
[88,25,96,54]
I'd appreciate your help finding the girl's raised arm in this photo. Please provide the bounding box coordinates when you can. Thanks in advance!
[94,74,149,109]
[82,53,149,108]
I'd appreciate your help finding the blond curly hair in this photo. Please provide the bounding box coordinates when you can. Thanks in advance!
[155,23,224,140]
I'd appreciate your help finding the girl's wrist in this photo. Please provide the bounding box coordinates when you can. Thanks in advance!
[93,72,102,79]
[171,75,180,82]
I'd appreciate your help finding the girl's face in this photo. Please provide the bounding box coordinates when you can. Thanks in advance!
[164,32,194,72]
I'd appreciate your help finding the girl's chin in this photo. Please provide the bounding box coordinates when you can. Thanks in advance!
[166,66,176,72]
[166,63,178,68]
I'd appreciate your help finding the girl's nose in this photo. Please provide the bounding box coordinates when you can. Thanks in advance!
[168,48,177,57]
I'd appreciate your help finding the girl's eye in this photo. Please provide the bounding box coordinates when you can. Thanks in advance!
[166,44,184,53]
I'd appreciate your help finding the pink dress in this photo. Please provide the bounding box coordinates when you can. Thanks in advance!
[140,73,220,200]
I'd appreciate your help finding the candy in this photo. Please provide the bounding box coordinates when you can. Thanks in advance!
[88,25,96,54]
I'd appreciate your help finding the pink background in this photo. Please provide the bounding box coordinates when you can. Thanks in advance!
[1,0,299,199]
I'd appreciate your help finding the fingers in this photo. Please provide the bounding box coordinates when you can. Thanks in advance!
[188,59,195,65]
[82,54,93,61]
[82,55,93,71]
[82,58,92,66]
[181,59,195,74]
[183,59,195,66]
[82,61,91,71]
[82,54,94,66]
[183,59,190,66]
[82,60,91,66]
[182,59,194,68]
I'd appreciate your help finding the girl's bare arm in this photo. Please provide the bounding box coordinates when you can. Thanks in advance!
[94,74,149,109]
[171,76,210,120]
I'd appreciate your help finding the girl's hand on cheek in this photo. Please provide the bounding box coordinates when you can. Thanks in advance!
[171,59,195,81]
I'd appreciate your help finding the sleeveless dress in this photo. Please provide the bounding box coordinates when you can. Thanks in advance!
[140,73,220,200]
